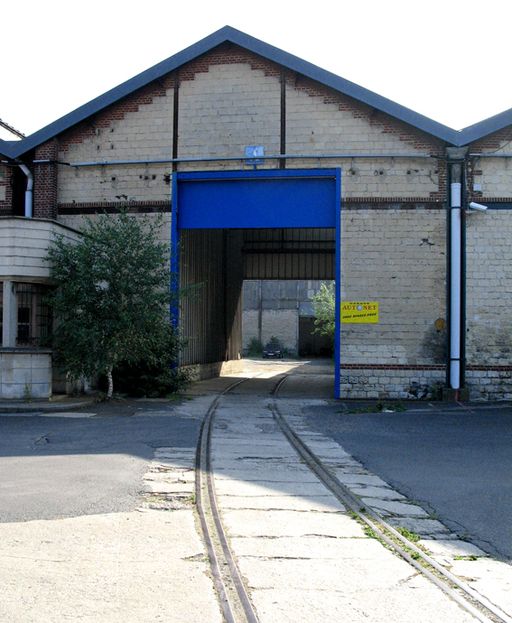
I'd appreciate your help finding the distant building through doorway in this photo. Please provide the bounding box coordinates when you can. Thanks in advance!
[242,280,334,357]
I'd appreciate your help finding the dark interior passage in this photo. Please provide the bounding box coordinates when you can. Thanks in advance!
[179,228,334,367]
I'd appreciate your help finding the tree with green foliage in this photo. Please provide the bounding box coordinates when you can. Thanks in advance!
[312,282,335,346]
[46,212,181,399]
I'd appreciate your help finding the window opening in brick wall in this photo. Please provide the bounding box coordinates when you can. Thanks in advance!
[15,284,52,347]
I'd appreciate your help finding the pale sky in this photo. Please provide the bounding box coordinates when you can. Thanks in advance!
[2,0,511,141]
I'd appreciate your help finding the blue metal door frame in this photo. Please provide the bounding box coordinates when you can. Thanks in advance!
[171,168,342,398]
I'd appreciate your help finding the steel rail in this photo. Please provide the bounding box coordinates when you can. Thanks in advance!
[271,376,510,623]
[196,377,260,623]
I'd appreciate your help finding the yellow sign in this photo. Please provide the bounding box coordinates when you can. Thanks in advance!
[341,301,379,324]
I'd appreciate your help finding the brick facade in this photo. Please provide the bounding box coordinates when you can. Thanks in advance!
[0,164,12,215]
[15,40,512,399]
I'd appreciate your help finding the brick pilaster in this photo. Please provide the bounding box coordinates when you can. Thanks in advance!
[0,164,13,215]
[33,139,59,219]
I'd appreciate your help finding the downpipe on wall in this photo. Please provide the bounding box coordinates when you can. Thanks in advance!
[449,175,462,397]
[18,164,33,218]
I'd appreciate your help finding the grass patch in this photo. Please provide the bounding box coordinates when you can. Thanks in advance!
[364,525,378,539]
[395,526,421,543]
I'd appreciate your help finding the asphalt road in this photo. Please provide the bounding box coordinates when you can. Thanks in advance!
[0,400,201,522]
[304,402,512,561]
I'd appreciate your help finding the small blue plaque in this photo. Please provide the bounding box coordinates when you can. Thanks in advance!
[245,145,265,165]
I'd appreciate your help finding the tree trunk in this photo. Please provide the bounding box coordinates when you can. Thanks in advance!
[106,366,114,400]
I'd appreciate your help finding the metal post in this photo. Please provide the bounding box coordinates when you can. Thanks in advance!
[170,176,180,332]
[2,281,17,347]
[334,169,342,399]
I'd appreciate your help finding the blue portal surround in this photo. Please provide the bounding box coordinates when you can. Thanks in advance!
[171,168,342,397]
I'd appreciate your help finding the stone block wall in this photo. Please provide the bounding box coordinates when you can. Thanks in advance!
[285,76,444,200]
[178,63,281,161]
[464,209,512,399]
[242,309,298,354]
[338,366,446,400]
[0,351,52,399]
[57,79,174,206]
[466,369,512,401]
[468,127,512,199]
[58,212,171,246]
[340,206,447,365]
[19,41,512,399]
[466,211,512,365]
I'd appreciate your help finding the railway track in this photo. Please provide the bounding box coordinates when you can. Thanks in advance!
[195,374,510,623]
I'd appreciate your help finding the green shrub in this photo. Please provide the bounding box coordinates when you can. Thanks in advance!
[246,337,263,356]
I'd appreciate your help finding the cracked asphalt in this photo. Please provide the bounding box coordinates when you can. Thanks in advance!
[0,399,201,522]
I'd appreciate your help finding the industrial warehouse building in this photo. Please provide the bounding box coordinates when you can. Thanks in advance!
[1,26,512,400]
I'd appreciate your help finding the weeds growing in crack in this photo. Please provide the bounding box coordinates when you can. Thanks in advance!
[396,526,421,543]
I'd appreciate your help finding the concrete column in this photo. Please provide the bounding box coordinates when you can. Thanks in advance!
[2,280,17,347]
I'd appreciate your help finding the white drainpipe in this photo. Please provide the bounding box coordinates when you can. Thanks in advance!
[18,164,33,218]
[450,181,462,391]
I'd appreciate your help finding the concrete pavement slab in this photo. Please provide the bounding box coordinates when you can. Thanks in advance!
[238,555,426,591]
[419,539,488,559]
[333,472,391,487]
[230,535,392,559]
[0,510,222,623]
[388,517,451,536]
[360,498,430,517]
[212,467,320,482]
[221,509,358,538]
[212,449,300,459]
[214,479,334,498]
[143,480,194,494]
[214,439,294,447]
[217,494,341,512]
[351,485,406,499]
[144,469,195,482]
[247,584,477,623]
[449,559,512,613]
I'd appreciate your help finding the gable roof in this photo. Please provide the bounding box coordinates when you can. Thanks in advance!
[0,139,17,159]
[458,108,512,146]
[6,26,512,158]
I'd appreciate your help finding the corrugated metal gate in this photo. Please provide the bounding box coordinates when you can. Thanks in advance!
[171,169,341,396]
[243,228,335,280]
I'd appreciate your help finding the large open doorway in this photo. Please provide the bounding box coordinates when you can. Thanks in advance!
[171,169,341,396]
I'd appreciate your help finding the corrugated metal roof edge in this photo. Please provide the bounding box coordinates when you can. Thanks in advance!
[5,26,512,158]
